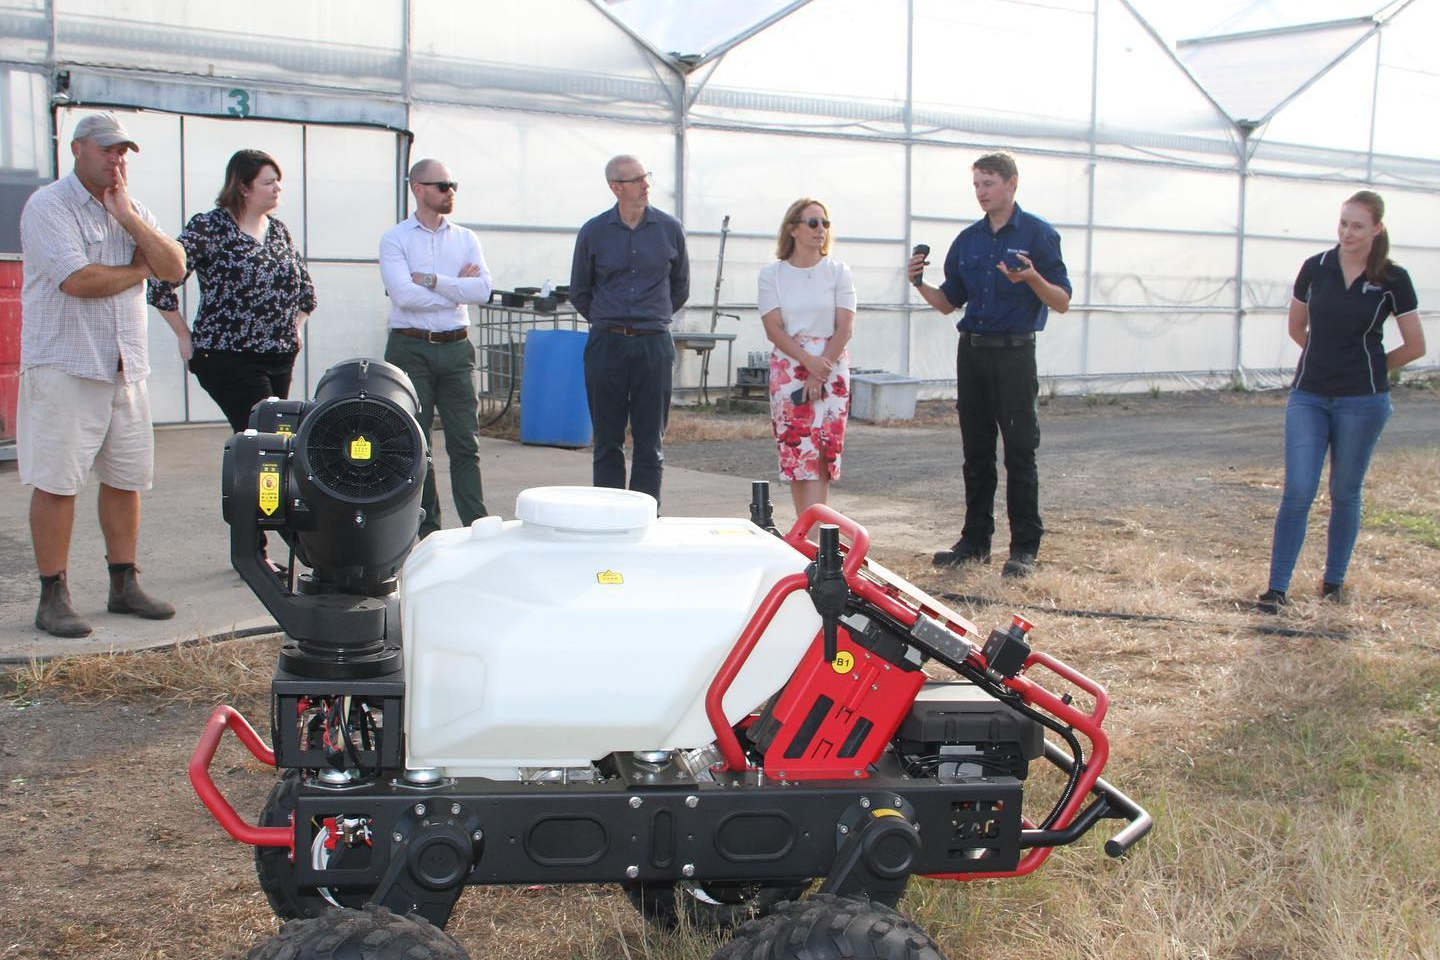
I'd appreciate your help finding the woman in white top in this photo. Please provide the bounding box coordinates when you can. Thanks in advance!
[758,198,857,515]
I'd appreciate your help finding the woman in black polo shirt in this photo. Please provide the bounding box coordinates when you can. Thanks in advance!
[1258,190,1426,612]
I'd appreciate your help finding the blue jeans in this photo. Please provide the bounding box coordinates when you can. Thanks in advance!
[1267,388,1392,592]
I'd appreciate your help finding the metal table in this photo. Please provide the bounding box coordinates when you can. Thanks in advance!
[670,330,737,405]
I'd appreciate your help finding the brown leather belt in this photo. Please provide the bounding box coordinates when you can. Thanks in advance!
[961,331,1035,348]
[391,327,469,343]
[601,325,664,336]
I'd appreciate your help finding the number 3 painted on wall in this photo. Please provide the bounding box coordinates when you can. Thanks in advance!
[226,88,251,118]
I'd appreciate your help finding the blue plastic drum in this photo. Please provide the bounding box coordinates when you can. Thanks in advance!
[520,329,592,447]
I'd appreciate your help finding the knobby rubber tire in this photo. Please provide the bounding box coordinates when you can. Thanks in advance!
[711,893,948,960]
[624,879,811,931]
[255,770,369,921]
[243,905,469,960]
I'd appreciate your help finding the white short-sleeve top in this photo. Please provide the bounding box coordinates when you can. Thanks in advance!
[756,257,857,339]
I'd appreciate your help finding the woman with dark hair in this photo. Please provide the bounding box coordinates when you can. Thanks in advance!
[1258,190,1426,612]
[758,197,856,516]
[150,148,315,431]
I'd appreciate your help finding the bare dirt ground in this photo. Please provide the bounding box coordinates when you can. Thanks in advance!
[2,385,1438,959]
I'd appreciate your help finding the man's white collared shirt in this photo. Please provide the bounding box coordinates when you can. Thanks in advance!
[378,215,493,332]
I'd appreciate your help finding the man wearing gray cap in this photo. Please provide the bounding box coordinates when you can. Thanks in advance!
[18,112,186,638]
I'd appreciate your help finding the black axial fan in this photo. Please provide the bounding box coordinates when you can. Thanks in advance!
[222,358,429,678]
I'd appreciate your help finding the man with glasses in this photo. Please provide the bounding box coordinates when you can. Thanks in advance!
[908,152,1071,578]
[569,155,690,505]
[379,157,492,537]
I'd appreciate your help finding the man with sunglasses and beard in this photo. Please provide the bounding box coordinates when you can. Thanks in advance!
[569,155,690,507]
[379,157,492,538]
[908,152,1071,579]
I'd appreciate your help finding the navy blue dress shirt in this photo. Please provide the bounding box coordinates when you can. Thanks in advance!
[1292,246,1418,396]
[570,204,690,331]
[938,203,1070,333]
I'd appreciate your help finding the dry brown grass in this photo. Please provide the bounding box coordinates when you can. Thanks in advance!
[2,447,1437,959]
[13,630,278,706]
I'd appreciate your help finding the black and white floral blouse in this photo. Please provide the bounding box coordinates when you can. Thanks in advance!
[148,207,316,354]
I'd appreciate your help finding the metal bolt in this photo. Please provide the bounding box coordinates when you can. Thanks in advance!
[629,796,643,809]
[392,832,404,843]
[685,795,699,808]
[853,770,862,777]
[860,797,871,809]
[626,865,639,879]
[682,863,695,877]
[838,824,849,835]
[414,803,427,816]
[450,803,462,816]
[472,829,484,842]
[893,796,903,807]
[871,684,879,691]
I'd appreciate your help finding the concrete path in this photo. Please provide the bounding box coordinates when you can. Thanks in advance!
[0,426,777,664]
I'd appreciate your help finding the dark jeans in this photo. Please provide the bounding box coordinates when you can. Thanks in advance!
[189,349,297,433]
[384,332,486,536]
[584,327,674,504]
[955,339,1042,555]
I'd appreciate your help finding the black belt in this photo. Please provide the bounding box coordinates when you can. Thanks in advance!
[391,327,469,343]
[601,325,664,336]
[961,331,1035,348]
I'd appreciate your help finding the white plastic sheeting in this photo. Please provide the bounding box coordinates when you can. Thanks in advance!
[1,0,1435,422]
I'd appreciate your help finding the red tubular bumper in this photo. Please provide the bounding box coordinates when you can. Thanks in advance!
[188,704,292,850]
[709,504,1143,877]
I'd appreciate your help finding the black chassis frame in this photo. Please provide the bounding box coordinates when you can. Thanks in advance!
[272,664,1025,915]
[289,755,1022,892]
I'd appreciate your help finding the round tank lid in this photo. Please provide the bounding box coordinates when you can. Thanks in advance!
[515,486,657,532]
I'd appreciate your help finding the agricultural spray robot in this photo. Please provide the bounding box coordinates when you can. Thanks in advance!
[191,358,1151,959]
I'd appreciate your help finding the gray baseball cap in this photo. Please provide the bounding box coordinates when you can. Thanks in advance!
[72,112,140,152]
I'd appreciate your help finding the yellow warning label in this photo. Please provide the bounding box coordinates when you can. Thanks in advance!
[349,436,373,461]
[596,570,624,585]
[831,650,855,674]
[871,808,904,819]
[275,422,293,436]
[258,463,281,516]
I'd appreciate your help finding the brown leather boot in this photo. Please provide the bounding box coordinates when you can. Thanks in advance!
[106,562,176,620]
[36,572,94,638]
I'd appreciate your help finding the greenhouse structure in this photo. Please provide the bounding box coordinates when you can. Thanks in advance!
[1,0,1436,424]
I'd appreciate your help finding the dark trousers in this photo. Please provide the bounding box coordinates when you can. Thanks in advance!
[584,327,674,504]
[384,332,486,536]
[189,349,297,433]
[955,340,1043,555]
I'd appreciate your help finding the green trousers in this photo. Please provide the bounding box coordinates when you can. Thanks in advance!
[384,332,487,536]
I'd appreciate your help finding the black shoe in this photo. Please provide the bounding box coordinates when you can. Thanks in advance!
[1321,581,1345,603]
[1256,589,1288,614]
[1001,552,1037,579]
[932,542,991,567]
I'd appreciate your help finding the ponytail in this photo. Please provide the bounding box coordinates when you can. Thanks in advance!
[1366,224,1390,285]
[1346,190,1392,284]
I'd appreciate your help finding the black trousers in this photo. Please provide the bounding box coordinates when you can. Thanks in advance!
[955,340,1043,555]
[583,327,674,504]
[189,349,297,433]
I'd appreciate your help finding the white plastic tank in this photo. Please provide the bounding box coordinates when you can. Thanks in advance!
[401,486,822,778]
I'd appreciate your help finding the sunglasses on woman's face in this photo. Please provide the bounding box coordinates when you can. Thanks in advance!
[792,217,831,229]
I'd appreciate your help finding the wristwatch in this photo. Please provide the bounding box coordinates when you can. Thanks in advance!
[420,273,437,290]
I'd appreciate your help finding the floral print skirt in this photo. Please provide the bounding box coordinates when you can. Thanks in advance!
[768,337,850,482]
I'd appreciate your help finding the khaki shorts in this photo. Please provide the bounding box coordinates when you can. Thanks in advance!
[17,365,154,496]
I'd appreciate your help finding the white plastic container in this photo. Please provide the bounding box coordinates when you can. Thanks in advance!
[850,372,921,422]
[401,487,821,778]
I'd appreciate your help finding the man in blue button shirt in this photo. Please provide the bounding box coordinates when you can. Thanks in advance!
[908,153,1071,578]
[570,155,690,505]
